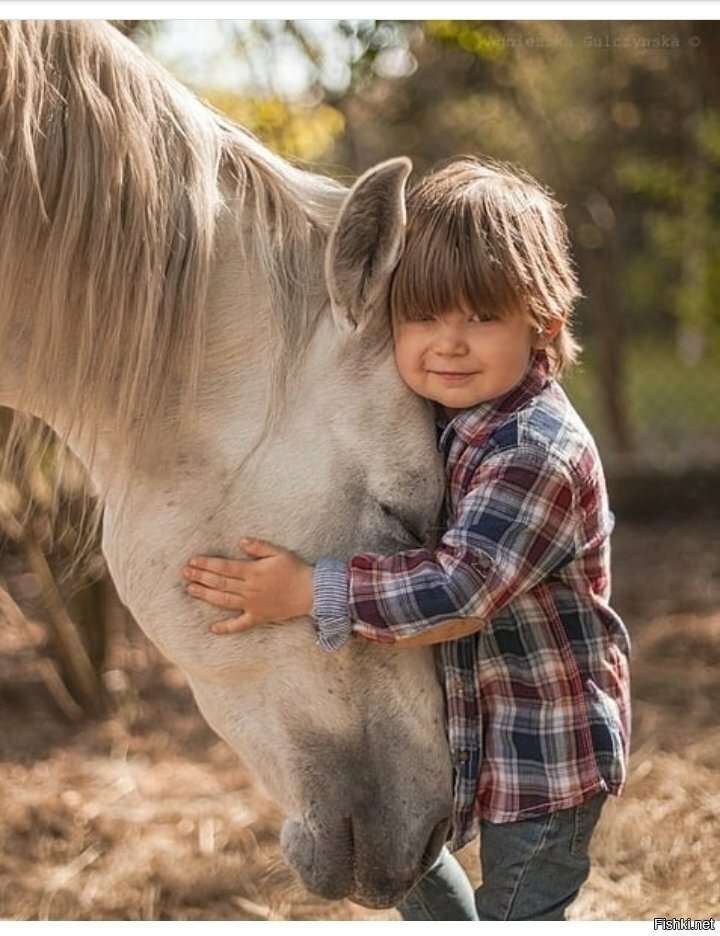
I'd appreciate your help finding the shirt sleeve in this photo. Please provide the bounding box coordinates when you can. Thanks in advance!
[313,558,353,651]
[314,444,580,645]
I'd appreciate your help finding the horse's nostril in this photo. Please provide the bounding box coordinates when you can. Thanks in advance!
[421,817,450,873]
[345,814,355,853]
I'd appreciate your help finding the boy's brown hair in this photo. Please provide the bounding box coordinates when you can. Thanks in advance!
[389,156,582,376]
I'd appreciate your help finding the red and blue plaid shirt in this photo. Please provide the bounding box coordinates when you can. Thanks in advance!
[314,352,630,850]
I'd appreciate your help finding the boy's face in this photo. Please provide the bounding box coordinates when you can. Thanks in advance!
[392,307,540,413]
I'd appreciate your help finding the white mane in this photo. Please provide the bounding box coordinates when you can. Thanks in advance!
[0,20,346,470]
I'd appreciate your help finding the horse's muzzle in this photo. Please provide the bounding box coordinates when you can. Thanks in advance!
[280,811,451,909]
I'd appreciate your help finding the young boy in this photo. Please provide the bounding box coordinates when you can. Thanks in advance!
[182,157,631,921]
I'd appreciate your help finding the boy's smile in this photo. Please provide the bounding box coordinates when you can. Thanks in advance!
[393,308,542,412]
[429,369,481,382]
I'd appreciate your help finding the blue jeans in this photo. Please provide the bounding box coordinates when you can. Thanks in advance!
[398,793,606,921]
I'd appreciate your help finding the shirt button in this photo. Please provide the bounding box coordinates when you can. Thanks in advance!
[456,750,470,764]
[452,679,464,695]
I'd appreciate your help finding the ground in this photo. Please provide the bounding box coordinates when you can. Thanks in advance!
[1,514,719,921]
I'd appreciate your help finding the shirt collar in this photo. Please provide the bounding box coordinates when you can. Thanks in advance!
[437,350,551,452]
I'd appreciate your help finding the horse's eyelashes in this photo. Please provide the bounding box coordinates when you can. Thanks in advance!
[378,501,425,547]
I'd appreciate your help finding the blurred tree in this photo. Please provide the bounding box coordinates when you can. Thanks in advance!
[0,409,106,715]
[111,20,155,41]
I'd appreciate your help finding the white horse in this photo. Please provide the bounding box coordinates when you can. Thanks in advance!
[0,21,452,908]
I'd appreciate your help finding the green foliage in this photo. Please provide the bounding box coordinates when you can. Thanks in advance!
[426,21,507,60]
[617,159,686,203]
[567,339,720,460]
[616,109,720,344]
[202,89,345,160]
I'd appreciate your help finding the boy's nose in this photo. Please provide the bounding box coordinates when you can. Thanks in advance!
[433,322,469,354]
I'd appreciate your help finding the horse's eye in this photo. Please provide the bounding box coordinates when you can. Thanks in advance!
[378,502,424,546]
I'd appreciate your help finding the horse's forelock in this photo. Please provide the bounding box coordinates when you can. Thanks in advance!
[0,20,346,479]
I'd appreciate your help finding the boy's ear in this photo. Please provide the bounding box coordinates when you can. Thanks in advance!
[534,317,564,348]
[325,157,411,334]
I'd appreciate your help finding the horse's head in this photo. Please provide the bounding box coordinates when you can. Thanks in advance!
[273,160,453,907]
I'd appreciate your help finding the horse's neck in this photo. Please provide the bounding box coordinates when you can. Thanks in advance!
[94,258,327,496]
[1,157,335,508]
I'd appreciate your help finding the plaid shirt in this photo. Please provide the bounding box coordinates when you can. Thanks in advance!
[314,352,630,850]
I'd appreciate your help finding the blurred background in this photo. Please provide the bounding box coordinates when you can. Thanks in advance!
[1,19,719,921]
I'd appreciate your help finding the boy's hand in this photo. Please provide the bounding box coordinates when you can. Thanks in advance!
[182,538,314,634]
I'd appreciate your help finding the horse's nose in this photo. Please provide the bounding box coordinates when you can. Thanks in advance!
[281,808,452,908]
[348,812,452,909]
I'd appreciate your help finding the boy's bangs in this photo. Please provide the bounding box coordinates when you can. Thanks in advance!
[391,205,526,323]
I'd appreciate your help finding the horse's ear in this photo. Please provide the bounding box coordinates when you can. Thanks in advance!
[325,157,412,334]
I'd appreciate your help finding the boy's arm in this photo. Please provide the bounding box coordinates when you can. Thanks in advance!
[313,558,484,648]
[314,444,580,650]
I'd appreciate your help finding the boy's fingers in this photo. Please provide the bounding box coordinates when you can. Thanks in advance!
[186,555,250,576]
[186,583,245,609]
[211,613,258,634]
[240,537,284,559]
[183,567,245,592]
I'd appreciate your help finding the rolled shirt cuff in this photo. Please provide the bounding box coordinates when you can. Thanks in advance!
[313,558,352,651]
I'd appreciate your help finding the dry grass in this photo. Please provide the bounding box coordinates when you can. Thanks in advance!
[570,613,720,920]
[1,516,719,921]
